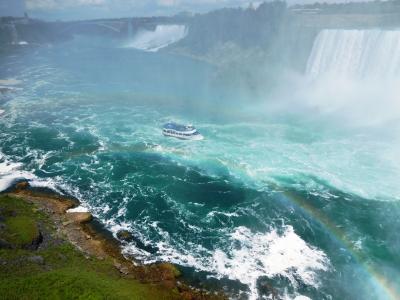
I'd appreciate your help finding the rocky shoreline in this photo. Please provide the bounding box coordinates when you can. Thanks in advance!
[0,180,225,300]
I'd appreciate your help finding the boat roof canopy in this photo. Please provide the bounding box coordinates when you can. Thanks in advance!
[163,122,195,132]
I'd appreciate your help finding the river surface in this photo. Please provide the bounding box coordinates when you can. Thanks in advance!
[0,37,399,300]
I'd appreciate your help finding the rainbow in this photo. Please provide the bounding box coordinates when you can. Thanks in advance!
[156,149,399,298]
[279,188,400,300]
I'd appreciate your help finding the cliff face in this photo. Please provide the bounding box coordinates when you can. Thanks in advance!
[177,2,287,55]
[171,1,400,72]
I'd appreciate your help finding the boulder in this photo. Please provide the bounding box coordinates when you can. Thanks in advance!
[119,266,130,275]
[158,263,181,280]
[66,212,93,224]
[25,230,43,250]
[114,262,122,269]
[0,222,6,231]
[15,181,30,191]
[116,230,133,242]
[0,238,13,249]
[27,255,45,265]
[113,261,131,275]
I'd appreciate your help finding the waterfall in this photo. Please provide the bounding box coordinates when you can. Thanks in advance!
[9,24,19,44]
[127,20,133,40]
[300,29,400,126]
[125,24,188,52]
[306,29,400,79]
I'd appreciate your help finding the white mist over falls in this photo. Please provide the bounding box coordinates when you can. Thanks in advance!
[307,29,400,79]
[1,22,400,300]
[125,24,188,52]
[288,29,400,128]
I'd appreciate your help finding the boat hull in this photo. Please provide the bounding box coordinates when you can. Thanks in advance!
[163,132,204,140]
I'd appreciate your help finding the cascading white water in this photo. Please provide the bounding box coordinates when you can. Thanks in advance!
[125,24,187,52]
[306,29,400,79]
[127,20,133,40]
[299,29,400,126]
[9,24,19,44]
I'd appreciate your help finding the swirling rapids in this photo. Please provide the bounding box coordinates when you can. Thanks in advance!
[0,40,399,300]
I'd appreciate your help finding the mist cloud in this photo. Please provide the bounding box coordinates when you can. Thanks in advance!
[26,0,107,10]
[23,0,378,20]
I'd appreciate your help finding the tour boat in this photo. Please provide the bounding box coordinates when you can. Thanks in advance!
[162,122,204,140]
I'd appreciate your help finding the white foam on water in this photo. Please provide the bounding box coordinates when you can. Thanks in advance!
[120,220,329,299]
[292,296,312,300]
[125,25,188,52]
[211,226,329,299]
[0,160,28,192]
[206,210,239,219]
[28,179,60,191]
[0,156,59,192]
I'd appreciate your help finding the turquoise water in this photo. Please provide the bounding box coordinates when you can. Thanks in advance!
[1,38,400,300]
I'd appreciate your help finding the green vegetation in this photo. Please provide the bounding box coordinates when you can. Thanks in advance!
[0,268,179,300]
[0,195,44,248]
[0,195,180,300]
[4,215,40,246]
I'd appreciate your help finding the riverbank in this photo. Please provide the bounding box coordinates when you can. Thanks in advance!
[0,181,225,300]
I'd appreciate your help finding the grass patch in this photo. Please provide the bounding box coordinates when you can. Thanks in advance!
[0,195,181,300]
[4,215,40,246]
[0,269,179,300]
[0,195,45,248]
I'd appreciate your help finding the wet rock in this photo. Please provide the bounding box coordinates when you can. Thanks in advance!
[15,181,30,191]
[114,262,122,269]
[24,230,43,250]
[0,238,13,249]
[27,255,44,265]
[257,279,279,299]
[116,230,133,242]
[119,266,130,275]
[261,275,292,299]
[158,263,181,280]
[113,261,131,275]
[0,222,6,230]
